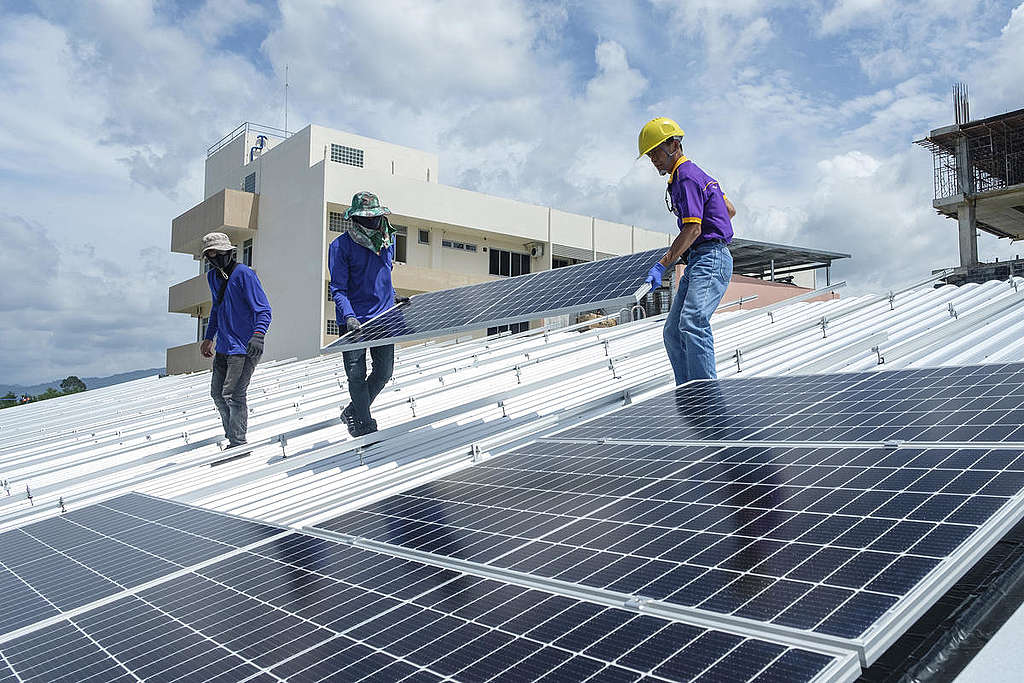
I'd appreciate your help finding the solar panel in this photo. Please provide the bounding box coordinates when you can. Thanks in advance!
[0,492,285,636]
[0,530,855,683]
[557,363,1024,444]
[324,249,662,352]
[315,437,1024,661]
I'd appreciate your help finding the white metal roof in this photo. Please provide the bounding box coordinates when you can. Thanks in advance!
[4,272,1024,679]
[4,272,1023,536]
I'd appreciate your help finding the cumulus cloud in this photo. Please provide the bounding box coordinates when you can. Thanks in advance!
[1,0,1023,386]
[0,214,190,384]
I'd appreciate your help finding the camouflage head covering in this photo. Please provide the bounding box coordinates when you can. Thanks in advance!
[341,191,396,253]
[343,191,391,219]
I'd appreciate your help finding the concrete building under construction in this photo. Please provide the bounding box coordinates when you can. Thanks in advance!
[917,85,1024,285]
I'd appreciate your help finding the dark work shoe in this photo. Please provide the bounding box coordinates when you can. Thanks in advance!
[349,419,378,438]
[342,404,359,437]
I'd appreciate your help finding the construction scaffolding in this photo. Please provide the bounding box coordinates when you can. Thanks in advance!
[917,107,1024,202]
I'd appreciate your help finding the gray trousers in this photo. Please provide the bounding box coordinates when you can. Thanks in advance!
[211,352,258,446]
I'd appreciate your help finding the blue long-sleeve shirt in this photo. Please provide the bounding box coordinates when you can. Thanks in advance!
[328,233,395,323]
[204,264,272,355]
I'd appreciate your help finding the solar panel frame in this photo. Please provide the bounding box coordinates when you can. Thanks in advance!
[324,248,662,352]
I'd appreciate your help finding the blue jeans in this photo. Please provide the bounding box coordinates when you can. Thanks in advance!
[663,240,732,385]
[342,344,395,423]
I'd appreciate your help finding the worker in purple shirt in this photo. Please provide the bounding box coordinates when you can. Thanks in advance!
[199,231,272,453]
[638,117,736,385]
[329,191,399,437]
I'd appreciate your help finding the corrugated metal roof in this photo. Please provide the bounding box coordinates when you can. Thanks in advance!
[3,274,1023,536]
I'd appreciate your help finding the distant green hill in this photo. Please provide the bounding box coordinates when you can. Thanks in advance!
[0,368,164,398]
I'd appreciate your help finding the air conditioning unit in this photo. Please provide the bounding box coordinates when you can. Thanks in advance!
[527,242,545,258]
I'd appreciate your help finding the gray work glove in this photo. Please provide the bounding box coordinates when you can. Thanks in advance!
[246,332,264,359]
[395,295,410,305]
[345,317,361,333]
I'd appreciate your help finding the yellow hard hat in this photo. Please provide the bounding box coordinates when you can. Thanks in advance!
[637,117,685,158]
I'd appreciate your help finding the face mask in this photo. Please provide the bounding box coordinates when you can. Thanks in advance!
[207,251,236,272]
[352,215,383,231]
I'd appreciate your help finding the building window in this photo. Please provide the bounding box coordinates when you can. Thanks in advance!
[242,239,253,266]
[487,321,529,336]
[328,211,353,232]
[199,316,210,341]
[442,239,479,252]
[393,224,408,263]
[553,256,585,269]
[418,229,430,245]
[489,249,531,277]
[326,319,340,336]
[330,144,364,167]
[243,172,256,193]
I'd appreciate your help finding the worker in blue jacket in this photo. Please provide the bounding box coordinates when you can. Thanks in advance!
[200,231,272,453]
[329,191,398,437]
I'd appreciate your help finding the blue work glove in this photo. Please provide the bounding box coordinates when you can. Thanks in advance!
[645,262,667,288]
[245,332,264,359]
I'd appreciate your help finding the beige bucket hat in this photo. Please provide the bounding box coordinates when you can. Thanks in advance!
[201,232,234,255]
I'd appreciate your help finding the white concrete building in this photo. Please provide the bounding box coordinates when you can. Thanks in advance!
[167,122,832,374]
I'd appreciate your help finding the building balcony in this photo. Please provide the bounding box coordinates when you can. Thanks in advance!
[171,188,258,256]
[166,341,210,375]
[168,273,211,315]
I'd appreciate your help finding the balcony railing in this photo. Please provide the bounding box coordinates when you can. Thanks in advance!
[208,122,291,158]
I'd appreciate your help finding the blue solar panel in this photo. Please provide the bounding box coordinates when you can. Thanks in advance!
[0,493,284,636]
[0,529,851,682]
[315,437,1024,650]
[557,363,1024,444]
[325,249,661,352]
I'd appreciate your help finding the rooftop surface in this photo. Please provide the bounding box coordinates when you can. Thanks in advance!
[2,271,1024,681]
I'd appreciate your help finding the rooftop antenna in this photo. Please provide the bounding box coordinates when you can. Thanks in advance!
[284,64,289,133]
[954,82,970,125]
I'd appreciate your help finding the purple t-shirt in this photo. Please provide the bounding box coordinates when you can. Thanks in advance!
[668,158,734,244]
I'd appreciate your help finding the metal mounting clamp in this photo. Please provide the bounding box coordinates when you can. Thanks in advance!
[624,595,651,611]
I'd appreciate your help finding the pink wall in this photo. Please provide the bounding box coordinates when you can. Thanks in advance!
[673,267,839,309]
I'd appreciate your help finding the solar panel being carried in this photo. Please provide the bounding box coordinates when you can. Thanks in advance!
[324,248,662,352]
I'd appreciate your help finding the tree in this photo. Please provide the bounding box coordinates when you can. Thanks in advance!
[37,387,62,400]
[60,376,87,394]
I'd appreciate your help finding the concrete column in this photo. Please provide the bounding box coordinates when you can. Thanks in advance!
[958,201,979,267]
[546,208,553,271]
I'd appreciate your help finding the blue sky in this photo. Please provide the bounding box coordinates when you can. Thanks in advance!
[1,0,1023,384]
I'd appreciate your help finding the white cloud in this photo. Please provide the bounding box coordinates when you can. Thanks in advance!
[0,213,191,384]
[2,0,1023,385]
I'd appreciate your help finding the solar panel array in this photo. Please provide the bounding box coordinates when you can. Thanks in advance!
[558,363,1024,444]
[317,363,1024,666]
[0,493,283,637]
[325,248,662,352]
[0,494,853,682]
